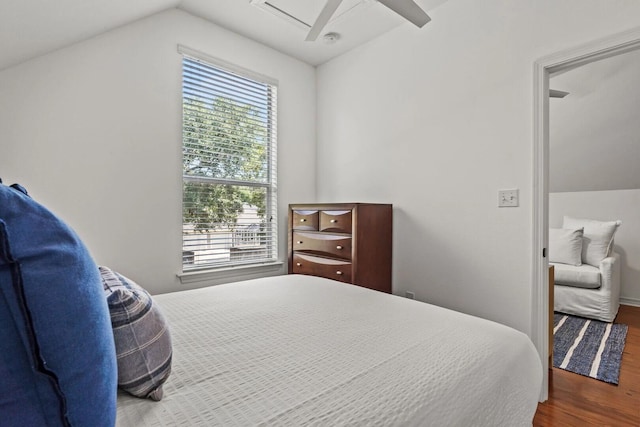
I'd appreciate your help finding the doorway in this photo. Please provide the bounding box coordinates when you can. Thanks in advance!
[532,26,640,401]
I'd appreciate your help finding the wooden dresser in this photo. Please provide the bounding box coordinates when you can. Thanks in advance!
[288,203,392,293]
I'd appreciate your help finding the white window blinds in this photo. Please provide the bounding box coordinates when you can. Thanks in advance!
[181,50,278,270]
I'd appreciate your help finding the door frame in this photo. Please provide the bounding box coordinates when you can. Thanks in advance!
[532,25,640,401]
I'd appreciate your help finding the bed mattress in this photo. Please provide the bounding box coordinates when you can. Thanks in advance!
[116,274,541,426]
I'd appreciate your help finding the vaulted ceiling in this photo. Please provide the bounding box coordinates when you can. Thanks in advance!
[0,0,179,71]
[0,0,446,70]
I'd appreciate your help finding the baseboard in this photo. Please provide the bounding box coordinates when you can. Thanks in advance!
[620,297,640,307]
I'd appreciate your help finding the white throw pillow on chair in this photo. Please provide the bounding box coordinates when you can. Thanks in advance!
[563,216,621,267]
[549,227,584,266]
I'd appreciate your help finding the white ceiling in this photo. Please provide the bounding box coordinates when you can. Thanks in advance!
[0,0,446,71]
[0,0,180,71]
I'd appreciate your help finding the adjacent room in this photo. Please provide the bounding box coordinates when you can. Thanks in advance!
[2,0,640,425]
[548,48,640,317]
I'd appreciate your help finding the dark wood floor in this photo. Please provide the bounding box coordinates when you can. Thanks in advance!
[533,304,640,426]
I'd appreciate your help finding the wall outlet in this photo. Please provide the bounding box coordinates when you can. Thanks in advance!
[405,291,415,299]
[498,189,519,207]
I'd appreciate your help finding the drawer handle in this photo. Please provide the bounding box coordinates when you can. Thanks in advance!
[297,241,303,244]
[300,218,306,222]
[330,219,337,223]
[296,262,301,267]
[336,270,343,275]
[336,245,343,250]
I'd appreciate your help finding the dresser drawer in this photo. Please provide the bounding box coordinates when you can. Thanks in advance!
[292,231,352,260]
[292,253,352,283]
[319,210,352,234]
[292,210,319,231]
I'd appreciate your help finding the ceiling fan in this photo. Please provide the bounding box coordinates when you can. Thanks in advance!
[306,0,431,41]
[549,89,569,98]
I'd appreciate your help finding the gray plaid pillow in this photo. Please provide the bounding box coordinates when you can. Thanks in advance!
[100,266,172,401]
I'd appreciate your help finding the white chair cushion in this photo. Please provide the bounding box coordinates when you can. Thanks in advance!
[548,227,583,266]
[552,262,601,289]
[563,216,621,267]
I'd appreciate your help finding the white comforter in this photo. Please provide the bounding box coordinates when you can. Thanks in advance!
[117,274,542,426]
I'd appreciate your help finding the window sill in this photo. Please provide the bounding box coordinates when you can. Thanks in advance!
[177,262,285,285]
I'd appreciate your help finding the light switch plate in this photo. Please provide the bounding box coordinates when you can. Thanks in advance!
[498,189,519,207]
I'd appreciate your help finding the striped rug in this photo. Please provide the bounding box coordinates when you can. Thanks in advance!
[553,313,628,384]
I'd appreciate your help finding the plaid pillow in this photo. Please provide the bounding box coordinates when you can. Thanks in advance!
[100,266,172,401]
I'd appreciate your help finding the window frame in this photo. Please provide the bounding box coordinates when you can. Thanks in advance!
[178,45,279,274]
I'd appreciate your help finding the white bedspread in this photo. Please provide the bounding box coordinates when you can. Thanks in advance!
[117,274,541,426]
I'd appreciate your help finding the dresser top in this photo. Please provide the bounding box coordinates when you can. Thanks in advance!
[289,202,392,210]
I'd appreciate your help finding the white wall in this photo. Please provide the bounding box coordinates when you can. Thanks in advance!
[0,9,317,295]
[549,48,640,193]
[550,190,640,304]
[316,0,640,333]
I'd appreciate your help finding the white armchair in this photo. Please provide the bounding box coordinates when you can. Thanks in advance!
[550,216,622,323]
[553,252,621,322]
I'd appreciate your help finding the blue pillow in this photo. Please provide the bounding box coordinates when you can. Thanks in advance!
[0,181,117,426]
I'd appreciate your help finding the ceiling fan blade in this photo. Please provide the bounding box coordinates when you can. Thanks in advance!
[378,0,431,28]
[306,0,344,41]
[549,89,570,98]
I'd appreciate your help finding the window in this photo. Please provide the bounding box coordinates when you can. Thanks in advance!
[180,47,278,271]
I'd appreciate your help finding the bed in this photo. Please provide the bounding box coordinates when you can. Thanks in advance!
[116,274,542,426]
[1,182,540,426]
